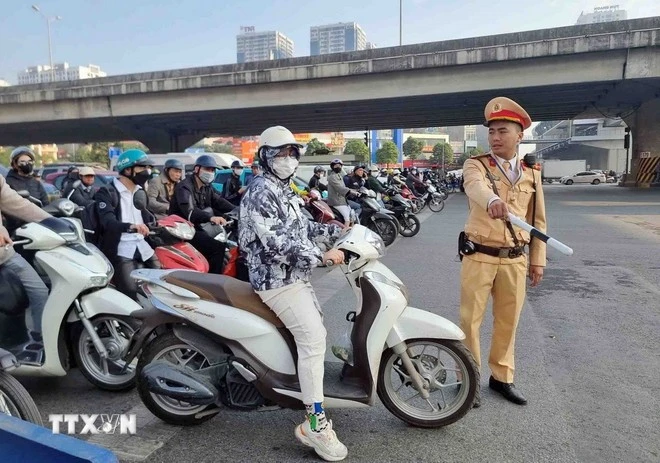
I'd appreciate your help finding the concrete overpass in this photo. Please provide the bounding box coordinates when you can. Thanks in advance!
[1,17,659,185]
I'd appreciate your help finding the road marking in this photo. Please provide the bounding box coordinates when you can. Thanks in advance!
[86,403,178,462]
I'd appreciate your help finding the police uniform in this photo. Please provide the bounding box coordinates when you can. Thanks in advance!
[459,97,547,400]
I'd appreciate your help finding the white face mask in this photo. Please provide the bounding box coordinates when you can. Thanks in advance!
[271,157,298,180]
[198,171,215,184]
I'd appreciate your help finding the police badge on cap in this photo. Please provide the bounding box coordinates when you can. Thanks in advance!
[484,97,532,130]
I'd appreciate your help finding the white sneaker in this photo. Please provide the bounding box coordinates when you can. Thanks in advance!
[294,418,348,462]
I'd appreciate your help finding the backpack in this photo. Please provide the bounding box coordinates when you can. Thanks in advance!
[80,185,119,245]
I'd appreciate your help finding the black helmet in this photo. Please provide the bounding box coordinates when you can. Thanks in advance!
[164,159,184,170]
[195,155,217,169]
[231,160,244,169]
[330,158,343,168]
[314,165,326,174]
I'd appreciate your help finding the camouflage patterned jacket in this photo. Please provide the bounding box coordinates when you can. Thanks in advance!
[239,173,342,291]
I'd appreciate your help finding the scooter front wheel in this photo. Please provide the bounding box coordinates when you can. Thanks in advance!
[72,315,139,392]
[377,338,478,428]
[428,197,445,213]
[0,372,43,426]
[399,214,421,238]
[367,219,398,247]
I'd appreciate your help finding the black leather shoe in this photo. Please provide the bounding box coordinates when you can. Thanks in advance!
[488,376,527,405]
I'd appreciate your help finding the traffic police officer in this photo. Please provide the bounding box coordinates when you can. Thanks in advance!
[459,96,547,407]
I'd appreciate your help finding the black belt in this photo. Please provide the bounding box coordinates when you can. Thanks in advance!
[472,242,525,258]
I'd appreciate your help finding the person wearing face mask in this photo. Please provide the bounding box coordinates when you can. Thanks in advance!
[5,147,49,208]
[147,159,183,220]
[94,149,160,300]
[223,160,246,206]
[61,166,81,198]
[239,126,347,462]
[169,154,234,274]
[68,166,98,207]
[327,159,359,227]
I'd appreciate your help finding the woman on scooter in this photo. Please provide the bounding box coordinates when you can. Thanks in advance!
[239,126,348,462]
[0,174,50,346]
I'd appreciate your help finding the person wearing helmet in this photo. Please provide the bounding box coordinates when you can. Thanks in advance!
[68,166,98,207]
[223,160,246,206]
[247,161,262,185]
[239,126,348,461]
[61,166,81,198]
[406,167,427,197]
[365,166,386,196]
[147,158,183,220]
[95,149,160,300]
[5,147,49,209]
[308,165,327,193]
[169,154,234,274]
[388,168,405,187]
[327,158,359,227]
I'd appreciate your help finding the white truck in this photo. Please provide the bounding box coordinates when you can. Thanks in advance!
[541,159,587,183]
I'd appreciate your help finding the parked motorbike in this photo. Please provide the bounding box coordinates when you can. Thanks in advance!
[0,268,44,426]
[382,187,421,238]
[129,225,478,428]
[2,216,143,391]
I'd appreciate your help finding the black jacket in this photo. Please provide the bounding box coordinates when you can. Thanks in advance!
[345,174,365,191]
[169,175,234,225]
[69,184,96,207]
[5,170,49,206]
[95,184,152,263]
[308,174,327,192]
[223,174,243,206]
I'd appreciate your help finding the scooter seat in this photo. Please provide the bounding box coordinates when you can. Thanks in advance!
[163,271,284,328]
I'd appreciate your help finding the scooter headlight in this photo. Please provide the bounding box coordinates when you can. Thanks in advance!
[166,222,195,240]
[363,227,386,258]
[87,243,115,282]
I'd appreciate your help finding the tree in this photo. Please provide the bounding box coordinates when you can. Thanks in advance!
[402,136,424,160]
[431,142,454,165]
[458,153,471,165]
[468,147,484,157]
[209,143,234,154]
[376,141,399,165]
[343,139,370,163]
[0,147,13,166]
[304,138,328,156]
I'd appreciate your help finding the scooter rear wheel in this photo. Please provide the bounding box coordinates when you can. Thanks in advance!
[399,214,421,238]
[0,372,43,426]
[377,338,478,428]
[137,332,219,426]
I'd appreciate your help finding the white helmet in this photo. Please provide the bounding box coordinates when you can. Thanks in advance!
[258,126,303,150]
[393,169,401,174]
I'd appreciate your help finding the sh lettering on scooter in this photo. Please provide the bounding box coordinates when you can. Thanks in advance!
[48,414,137,435]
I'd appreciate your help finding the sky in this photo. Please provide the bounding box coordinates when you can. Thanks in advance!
[1,0,659,83]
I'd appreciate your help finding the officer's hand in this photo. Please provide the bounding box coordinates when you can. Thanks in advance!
[0,229,12,247]
[131,224,150,237]
[210,216,227,225]
[488,199,509,219]
[529,265,544,287]
[323,249,344,266]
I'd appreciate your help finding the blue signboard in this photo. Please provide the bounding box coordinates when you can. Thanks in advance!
[108,147,122,159]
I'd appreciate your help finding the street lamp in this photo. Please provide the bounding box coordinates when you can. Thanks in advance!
[31,5,62,83]
[399,0,403,46]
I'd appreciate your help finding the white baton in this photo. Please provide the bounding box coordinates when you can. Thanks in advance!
[507,213,574,256]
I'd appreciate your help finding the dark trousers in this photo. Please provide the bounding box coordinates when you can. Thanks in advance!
[191,231,227,274]
[115,252,161,301]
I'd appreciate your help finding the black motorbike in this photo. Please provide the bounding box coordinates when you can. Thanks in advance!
[354,188,399,247]
[383,187,421,238]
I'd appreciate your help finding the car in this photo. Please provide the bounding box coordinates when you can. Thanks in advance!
[560,171,607,185]
[212,168,255,194]
[41,162,106,179]
[42,181,61,203]
[45,171,117,191]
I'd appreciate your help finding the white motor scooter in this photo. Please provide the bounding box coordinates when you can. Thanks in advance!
[2,211,143,391]
[129,225,478,427]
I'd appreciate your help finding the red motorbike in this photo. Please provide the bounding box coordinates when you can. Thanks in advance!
[398,185,422,214]
[148,215,209,272]
[303,190,347,229]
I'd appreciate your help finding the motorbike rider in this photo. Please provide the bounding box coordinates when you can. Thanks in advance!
[61,166,80,198]
[0,174,51,346]
[248,162,262,183]
[67,166,98,207]
[223,160,246,206]
[147,159,183,220]
[345,166,366,190]
[388,168,405,188]
[406,167,427,197]
[308,166,327,193]
[169,154,234,274]
[327,159,359,227]
[239,125,348,462]
[95,149,161,300]
[4,147,49,233]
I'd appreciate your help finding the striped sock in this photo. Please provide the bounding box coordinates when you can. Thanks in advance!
[305,402,328,433]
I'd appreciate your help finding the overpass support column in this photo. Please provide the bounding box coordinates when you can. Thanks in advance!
[623,98,660,187]
[126,127,201,154]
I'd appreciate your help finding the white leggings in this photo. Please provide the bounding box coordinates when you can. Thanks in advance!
[257,281,326,404]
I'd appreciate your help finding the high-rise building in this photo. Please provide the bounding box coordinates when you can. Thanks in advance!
[0,79,10,86]
[310,22,367,55]
[236,29,294,63]
[576,5,627,24]
[17,63,106,85]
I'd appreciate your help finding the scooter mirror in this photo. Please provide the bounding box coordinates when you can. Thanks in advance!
[133,189,149,211]
[66,180,82,199]
[16,190,30,199]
